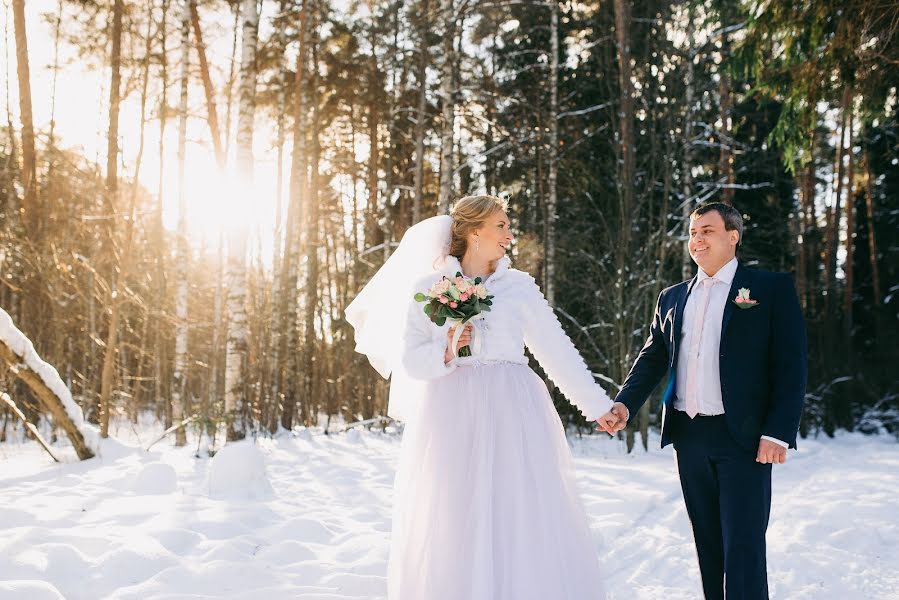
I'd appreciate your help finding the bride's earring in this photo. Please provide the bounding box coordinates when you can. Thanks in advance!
[475,237,480,252]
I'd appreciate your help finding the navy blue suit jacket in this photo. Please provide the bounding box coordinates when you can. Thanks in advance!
[615,263,807,451]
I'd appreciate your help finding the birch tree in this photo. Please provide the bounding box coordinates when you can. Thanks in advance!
[172,0,191,446]
[224,0,258,441]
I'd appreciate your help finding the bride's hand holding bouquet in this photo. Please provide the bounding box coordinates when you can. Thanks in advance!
[414,272,494,362]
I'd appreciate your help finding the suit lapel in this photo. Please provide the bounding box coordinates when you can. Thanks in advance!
[671,276,698,367]
[721,263,751,337]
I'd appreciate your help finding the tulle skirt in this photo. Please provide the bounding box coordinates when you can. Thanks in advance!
[387,362,605,600]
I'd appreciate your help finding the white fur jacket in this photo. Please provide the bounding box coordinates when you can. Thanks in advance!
[400,255,612,421]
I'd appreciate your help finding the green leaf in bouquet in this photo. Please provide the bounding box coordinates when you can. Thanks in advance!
[435,316,447,326]
[414,292,428,302]
[474,276,482,284]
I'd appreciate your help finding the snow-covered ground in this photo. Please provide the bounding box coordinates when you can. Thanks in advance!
[1,423,897,600]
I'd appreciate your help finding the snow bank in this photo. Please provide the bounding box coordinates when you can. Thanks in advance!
[0,580,65,600]
[0,428,896,599]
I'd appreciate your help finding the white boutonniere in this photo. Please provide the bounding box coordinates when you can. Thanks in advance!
[733,287,759,309]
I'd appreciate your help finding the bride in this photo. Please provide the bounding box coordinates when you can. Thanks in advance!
[346,195,616,600]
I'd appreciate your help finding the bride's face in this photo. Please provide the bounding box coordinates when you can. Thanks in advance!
[471,210,514,261]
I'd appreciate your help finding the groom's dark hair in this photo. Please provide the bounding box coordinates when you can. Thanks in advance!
[690,202,744,248]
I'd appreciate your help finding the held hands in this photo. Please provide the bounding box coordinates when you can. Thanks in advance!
[595,402,629,435]
[756,439,787,464]
[444,325,473,364]
[594,404,791,462]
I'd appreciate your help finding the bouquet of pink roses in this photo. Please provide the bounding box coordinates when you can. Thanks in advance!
[414,272,494,357]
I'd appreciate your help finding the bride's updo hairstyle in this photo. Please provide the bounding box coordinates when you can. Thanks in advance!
[448,195,509,259]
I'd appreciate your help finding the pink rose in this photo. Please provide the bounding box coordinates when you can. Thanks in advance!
[460,292,469,301]
[439,296,449,304]
[735,297,744,303]
[455,277,463,284]
[449,301,458,309]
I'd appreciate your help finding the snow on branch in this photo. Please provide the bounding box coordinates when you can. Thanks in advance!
[0,307,97,459]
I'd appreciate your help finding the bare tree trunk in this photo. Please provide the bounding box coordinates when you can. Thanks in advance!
[223,2,240,158]
[224,0,258,441]
[189,0,225,167]
[100,0,154,439]
[154,0,171,429]
[280,0,309,432]
[613,0,639,452]
[861,147,883,360]
[862,150,880,307]
[717,6,734,205]
[799,116,818,311]
[797,165,809,308]
[4,7,21,227]
[12,0,37,236]
[681,14,696,281]
[544,1,559,305]
[124,0,155,426]
[302,14,322,426]
[843,111,855,342]
[98,0,125,438]
[172,0,191,447]
[46,0,63,187]
[825,87,851,315]
[208,232,225,442]
[613,0,635,238]
[412,0,430,224]
[1,393,58,461]
[268,0,289,433]
[367,43,380,253]
[437,0,455,214]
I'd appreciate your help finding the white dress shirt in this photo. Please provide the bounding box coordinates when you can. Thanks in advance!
[673,258,787,448]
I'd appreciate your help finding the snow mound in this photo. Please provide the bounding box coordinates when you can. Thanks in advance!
[131,462,177,495]
[207,441,273,499]
[0,580,65,600]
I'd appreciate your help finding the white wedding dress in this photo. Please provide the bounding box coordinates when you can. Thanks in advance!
[387,254,612,600]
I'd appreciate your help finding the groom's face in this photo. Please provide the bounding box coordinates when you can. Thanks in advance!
[688,211,739,274]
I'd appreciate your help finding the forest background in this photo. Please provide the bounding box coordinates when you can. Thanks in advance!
[1,0,896,455]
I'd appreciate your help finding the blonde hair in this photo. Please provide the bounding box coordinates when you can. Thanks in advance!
[449,195,509,259]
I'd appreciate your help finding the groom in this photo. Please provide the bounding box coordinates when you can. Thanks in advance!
[597,202,806,599]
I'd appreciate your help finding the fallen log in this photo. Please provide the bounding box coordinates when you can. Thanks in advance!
[0,308,96,459]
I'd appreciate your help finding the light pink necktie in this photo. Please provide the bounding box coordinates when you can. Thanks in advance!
[685,278,717,418]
